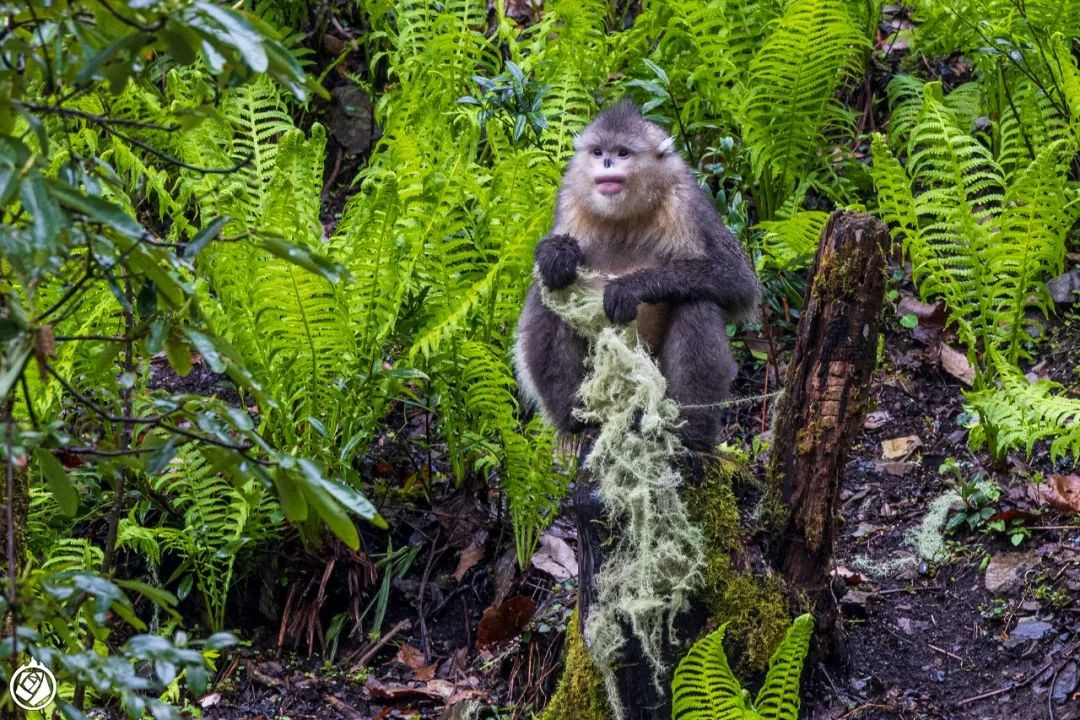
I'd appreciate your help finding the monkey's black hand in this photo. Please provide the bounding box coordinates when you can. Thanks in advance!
[535,234,582,290]
[603,276,642,323]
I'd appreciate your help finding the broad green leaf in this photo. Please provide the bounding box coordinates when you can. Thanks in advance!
[47,180,143,239]
[115,579,179,610]
[19,173,61,249]
[301,481,359,549]
[33,449,78,516]
[193,1,268,72]
[258,236,348,283]
[299,459,386,528]
[272,468,308,522]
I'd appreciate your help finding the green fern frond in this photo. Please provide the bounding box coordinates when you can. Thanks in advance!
[741,0,866,198]
[996,77,1069,181]
[673,615,814,720]
[967,354,1080,462]
[753,614,814,720]
[756,211,830,271]
[672,623,751,720]
[42,538,104,573]
[993,139,1073,361]
[127,444,281,629]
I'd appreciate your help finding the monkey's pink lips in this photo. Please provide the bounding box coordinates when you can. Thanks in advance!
[594,176,626,196]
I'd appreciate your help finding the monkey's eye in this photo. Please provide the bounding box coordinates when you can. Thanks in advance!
[617,148,631,158]
[591,148,603,157]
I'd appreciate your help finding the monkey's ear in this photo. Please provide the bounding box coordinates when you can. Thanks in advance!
[656,136,676,157]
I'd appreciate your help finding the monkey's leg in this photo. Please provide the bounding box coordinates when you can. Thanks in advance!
[515,285,591,433]
[658,302,737,454]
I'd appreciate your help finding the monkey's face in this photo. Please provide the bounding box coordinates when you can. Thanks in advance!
[567,120,682,222]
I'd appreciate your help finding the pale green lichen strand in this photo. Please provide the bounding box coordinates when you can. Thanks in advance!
[540,274,705,715]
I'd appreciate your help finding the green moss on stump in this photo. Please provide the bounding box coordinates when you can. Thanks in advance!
[538,607,613,720]
[687,457,790,674]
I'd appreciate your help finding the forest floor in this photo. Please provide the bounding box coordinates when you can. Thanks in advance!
[199,286,1080,720]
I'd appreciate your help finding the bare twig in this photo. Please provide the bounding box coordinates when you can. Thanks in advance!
[350,619,412,670]
[14,101,179,131]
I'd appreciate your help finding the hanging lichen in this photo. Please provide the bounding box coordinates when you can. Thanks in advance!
[540,273,705,717]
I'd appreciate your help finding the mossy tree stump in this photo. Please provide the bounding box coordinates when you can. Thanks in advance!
[767,211,888,613]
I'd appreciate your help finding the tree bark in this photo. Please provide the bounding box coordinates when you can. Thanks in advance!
[768,211,888,604]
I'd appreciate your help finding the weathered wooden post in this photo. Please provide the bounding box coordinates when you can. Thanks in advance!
[768,211,888,608]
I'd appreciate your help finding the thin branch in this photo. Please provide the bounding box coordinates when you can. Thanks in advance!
[55,334,128,342]
[35,253,95,323]
[158,423,269,463]
[14,101,180,131]
[107,126,252,175]
[62,445,157,456]
[96,0,164,33]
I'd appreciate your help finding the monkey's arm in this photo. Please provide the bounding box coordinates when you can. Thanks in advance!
[604,257,761,323]
[514,285,592,433]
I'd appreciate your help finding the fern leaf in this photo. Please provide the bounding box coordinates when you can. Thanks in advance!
[672,624,750,720]
[756,211,830,271]
[741,0,866,194]
[753,614,814,720]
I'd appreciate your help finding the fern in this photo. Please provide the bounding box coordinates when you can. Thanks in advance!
[173,75,355,450]
[119,445,281,630]
[873,72,1079,460]
[756,211,830,271]
[966,351,1080,462]
[740,0,866,215]
[672,614,814,720]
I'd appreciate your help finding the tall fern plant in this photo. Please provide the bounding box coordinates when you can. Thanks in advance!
[326,0,613,563]
[672,614,814,720]
[872,76,1080,460]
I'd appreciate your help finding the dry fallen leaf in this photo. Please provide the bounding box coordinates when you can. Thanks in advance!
[454,543,484,582]
[1040,475,1080,513]
[864,410,892,429]
[197,693,221,709]
[938,343,975,386]
[475,595,536,648]
[882,435,923,461]
[395,644,438,681]
[897,294,947,325]
[530,532,577,581]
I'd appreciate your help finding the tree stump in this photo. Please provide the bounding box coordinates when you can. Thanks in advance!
[768,211,888,608]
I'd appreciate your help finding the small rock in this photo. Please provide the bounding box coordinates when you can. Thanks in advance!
[896,617,914,635]
[852,522,881,539]
[850,676,870,693]
[1048,268,1080,304]
[1053,661,1079,706]
[1004,618,1055,648]
[841,589,875,615]
[1020,600,1040,612]
[877,461,916,477]
[984,551,1039,593]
